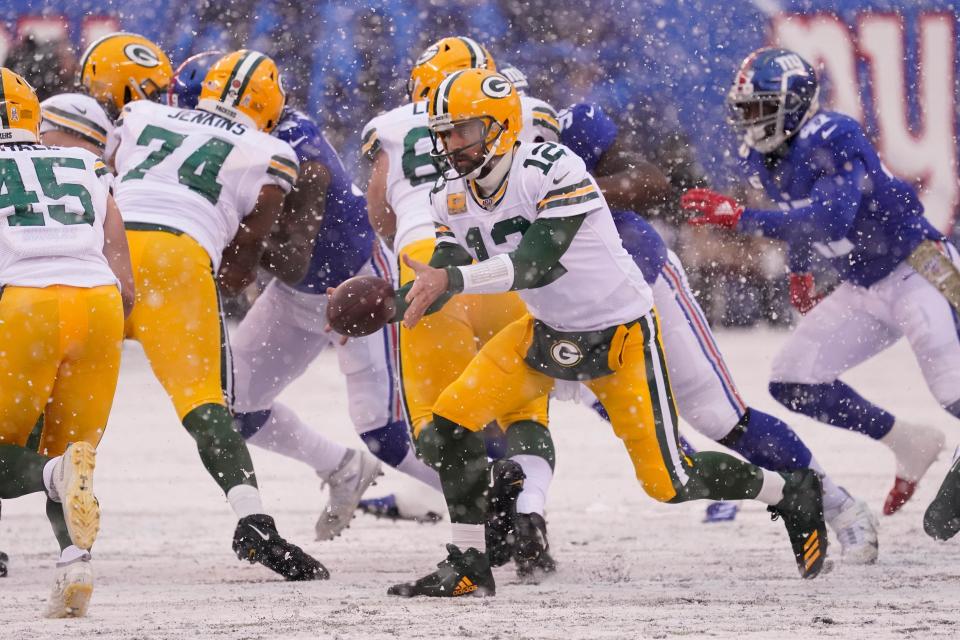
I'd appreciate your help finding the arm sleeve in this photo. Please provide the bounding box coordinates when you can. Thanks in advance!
[393,242,472,318]
[737,157,866,244]
[787,242,815,273]
[453,214,585,294]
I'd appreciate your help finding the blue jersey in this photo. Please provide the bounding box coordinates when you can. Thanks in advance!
[738,111,942,287]
[273,110,373,293]
[560,102,667,284]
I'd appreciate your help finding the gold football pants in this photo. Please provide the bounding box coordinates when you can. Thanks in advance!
[0,284,124,456]
[397,238,549,437]
[124,227,231,420]
[433,312,692,502]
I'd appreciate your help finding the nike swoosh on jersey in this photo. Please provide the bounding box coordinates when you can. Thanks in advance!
[821,125,838,139]
[552,171,571,184]
[289,135,308,148]
[72,104,88,115]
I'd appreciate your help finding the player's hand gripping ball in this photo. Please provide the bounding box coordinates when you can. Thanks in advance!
[326,276,396,337]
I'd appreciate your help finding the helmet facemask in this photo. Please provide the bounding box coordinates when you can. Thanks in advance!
[727,85,819,153]
[430,116,506,180]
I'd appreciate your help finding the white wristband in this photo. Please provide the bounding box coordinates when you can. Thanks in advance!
[458,253,515,294]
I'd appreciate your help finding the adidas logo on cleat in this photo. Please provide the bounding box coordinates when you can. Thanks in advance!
[803,530,821,571]
[453,576,478,596]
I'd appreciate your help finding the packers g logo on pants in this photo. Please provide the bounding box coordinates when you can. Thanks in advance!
[550,340,583,367]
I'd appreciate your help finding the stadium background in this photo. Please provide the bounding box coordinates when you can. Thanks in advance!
[3,0,958,325]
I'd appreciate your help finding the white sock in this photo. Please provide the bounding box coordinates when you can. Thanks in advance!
[512,454,552,516]
[755,469,786,505]
[57,545,89,566]
[246,402,348,476]
[226,484,264,519]
[809,458,853,518]
[396,449,443,491]
[451,523,485,552]
[43,457,61,501]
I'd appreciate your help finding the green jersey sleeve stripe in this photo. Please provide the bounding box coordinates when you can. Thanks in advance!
[541,178,592,200]
[533,117,561,136]
[538,191,600,212]
[270,154,298,171]
[267,166,296,185]
[43,106,108,136]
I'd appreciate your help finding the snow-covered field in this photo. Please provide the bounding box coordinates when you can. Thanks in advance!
[3,328,960,639]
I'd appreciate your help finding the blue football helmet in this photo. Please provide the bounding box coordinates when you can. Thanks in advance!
[727,47,819,153]
[167,50,222,109]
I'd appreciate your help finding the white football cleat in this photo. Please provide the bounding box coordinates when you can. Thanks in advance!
[315,449,382,540]
[827,499,879,565]
[45,556,93,618]
[51,442,100,551]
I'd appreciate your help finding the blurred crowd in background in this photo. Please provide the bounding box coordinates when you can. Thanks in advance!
[7,0,952,327]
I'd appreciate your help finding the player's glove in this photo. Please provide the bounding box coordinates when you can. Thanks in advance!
[788,272,824,314]
[681,188,744,228]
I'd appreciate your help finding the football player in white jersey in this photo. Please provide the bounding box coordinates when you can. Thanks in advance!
[0,69,134,617]
[497,63,561,144]
[386,69,830,597]
[106,49,325,581]
[39,32,172,158]
[362,36,562,577]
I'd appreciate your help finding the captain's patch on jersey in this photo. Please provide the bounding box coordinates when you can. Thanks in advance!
[447,192,466,214]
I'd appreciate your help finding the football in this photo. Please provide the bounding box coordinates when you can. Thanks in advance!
[326,275,396,337]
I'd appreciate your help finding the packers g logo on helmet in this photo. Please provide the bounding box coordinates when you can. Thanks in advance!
[79,32,172,116]
[197,50,286,132]
[480,75,511,99]
[428,68,521,180]
[408,36,496,102]
[0,68,40,143]
[123,43,161,68]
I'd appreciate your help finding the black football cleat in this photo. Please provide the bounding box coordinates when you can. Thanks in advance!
[233,514,329,581]
[768,470,829,579]
[387,544,494,597]
[486,459,525,567]
[924,453,960,541]
[0,551,7,578]
[513,513,556,581]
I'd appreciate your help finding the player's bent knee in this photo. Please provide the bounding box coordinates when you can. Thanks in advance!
[360,420,411,468]
[233,409,272,439]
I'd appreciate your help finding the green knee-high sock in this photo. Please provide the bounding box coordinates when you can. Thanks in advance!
[427,416,489,525]
[0,445,49,498]
[670,451,764,503]
[182,403,258,493]
[505,420,555,470]
[46,499,72,551]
